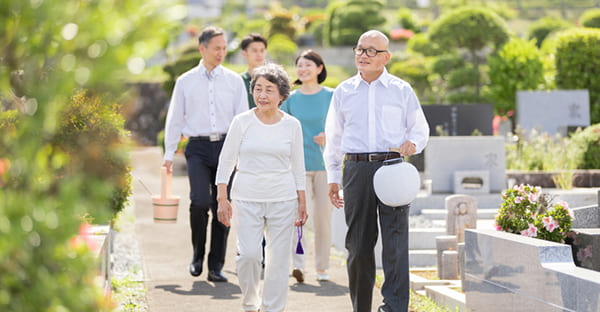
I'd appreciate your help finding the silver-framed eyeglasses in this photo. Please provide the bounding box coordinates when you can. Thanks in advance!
[353,47,388,57]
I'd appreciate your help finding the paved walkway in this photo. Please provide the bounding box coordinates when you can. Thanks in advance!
[131,147,384,311]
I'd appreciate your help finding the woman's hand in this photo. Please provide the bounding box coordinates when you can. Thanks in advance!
[216,183,231,227]
[295,190,308,226]
[313,132,326,146]
[217,199,232,227]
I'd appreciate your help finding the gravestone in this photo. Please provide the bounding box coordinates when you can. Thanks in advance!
[465,229,600,312]
[411,104,494,172]
[441,250,459,279]
[425,136,506,193]
[445,195,478,242]
[458,242,465,291]
[436,235,457,279]
[516,90,590,137]
[422,104,494,136]
[570,229,600,272]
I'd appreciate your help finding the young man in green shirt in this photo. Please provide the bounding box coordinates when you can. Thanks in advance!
[240,33,268,108]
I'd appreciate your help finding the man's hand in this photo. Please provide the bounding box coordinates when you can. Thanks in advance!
[398,141,416,157]
[162,160,173,174]
[328,183,344,209]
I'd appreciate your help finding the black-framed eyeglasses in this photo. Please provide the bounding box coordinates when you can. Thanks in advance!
[353,47,388,57]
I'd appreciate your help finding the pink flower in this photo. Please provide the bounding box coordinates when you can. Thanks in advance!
[493,220,502,231]
[567,209,575,219]
[559,201,569,209]
[542,216,559,233]
[528,194,537,202]
[520,229,530,237]
[515,197,522,204]
[527,223,538,237]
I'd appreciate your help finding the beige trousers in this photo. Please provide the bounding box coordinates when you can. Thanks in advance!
[291,171,333,271]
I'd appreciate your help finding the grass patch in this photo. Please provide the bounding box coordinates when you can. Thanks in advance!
[112,276,148,312]
[410,269,439,280]
[409,290,454,312]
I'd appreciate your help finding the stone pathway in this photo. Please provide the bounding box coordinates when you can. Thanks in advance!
[130,146,385,311]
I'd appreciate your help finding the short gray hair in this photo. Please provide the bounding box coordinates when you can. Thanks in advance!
[198,26,225,47]
[250,64,291,105]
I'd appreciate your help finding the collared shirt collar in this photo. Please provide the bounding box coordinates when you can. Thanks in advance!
[352,67,391,89]
[198,60,223,79]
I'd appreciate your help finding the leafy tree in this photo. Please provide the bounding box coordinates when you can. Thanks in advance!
[487,38,544,115]
[406,33,443,57]
[266,3,297,39]
[326,0,387,46]
[0,0,178,310]
[554,28,600,124]
[428,6,509,98]
[527,17,572,48]
[267,34,299,64]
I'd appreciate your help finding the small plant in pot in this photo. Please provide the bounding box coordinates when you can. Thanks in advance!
[494,184,573,243]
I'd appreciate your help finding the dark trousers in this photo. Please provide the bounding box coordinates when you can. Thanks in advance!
[185,139,232,273]
[342,160,410,312]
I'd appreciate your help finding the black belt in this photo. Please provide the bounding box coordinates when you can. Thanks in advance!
[189,134,226,142]
[345,152,401,162]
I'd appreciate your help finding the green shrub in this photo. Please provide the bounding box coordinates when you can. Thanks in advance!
[554,28,600,124]
[527,17,572,48]
[326,0,387,46]
[55,91,132,220]
[496,184,572,243]
[580,8,600,28]
[266,4,297,39]
[157,129,188,155]
[389,56,431,99]
[428,6,509,97]
[431,54,465,78]
[267,34,298,65]
[569,124,600,169]
[0,0,176,309]
[446,89,488,104]
[505,127,578,172]
[162,50,202,97]
[487,37,544,114]
[397,8,420,33]
[447,66,480,89]
[407,33,443,57]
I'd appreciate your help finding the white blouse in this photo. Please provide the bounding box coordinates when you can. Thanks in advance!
[215,109,306,202]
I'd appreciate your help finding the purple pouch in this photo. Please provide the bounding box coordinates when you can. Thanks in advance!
[296,226,304,255]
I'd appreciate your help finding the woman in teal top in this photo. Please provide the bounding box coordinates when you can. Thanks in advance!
[281,50,334,282]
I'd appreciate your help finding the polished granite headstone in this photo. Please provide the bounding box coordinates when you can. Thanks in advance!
[465,229,600,312]
[425,136,506,193]
[516,90,590,137]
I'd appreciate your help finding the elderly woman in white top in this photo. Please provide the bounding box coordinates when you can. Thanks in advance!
[215,63,308,312]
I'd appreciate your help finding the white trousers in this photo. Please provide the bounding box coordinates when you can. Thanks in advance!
[291,171,332,271]
[233,199,297,312]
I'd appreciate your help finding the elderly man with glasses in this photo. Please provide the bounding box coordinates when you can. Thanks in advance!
[324,30,429,312]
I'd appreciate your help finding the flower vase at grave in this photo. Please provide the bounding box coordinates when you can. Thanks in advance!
[152,167,179,224]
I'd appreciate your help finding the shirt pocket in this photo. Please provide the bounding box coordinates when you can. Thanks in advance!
[381,105,404,135]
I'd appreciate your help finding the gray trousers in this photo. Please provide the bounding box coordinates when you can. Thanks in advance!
[342,160,410,312]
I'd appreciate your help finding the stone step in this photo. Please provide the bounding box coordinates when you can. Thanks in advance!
[421,208,498,220]
[409,249,437,267]
[411,192,504,215]
[409,228,445,249]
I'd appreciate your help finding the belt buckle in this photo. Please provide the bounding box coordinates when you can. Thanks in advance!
[209,134,220,142]
[368,154,376,162]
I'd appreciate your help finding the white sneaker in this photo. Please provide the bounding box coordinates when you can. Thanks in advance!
[316,272,329,281]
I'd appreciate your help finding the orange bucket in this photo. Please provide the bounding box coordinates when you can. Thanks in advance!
[152,167,179,224]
